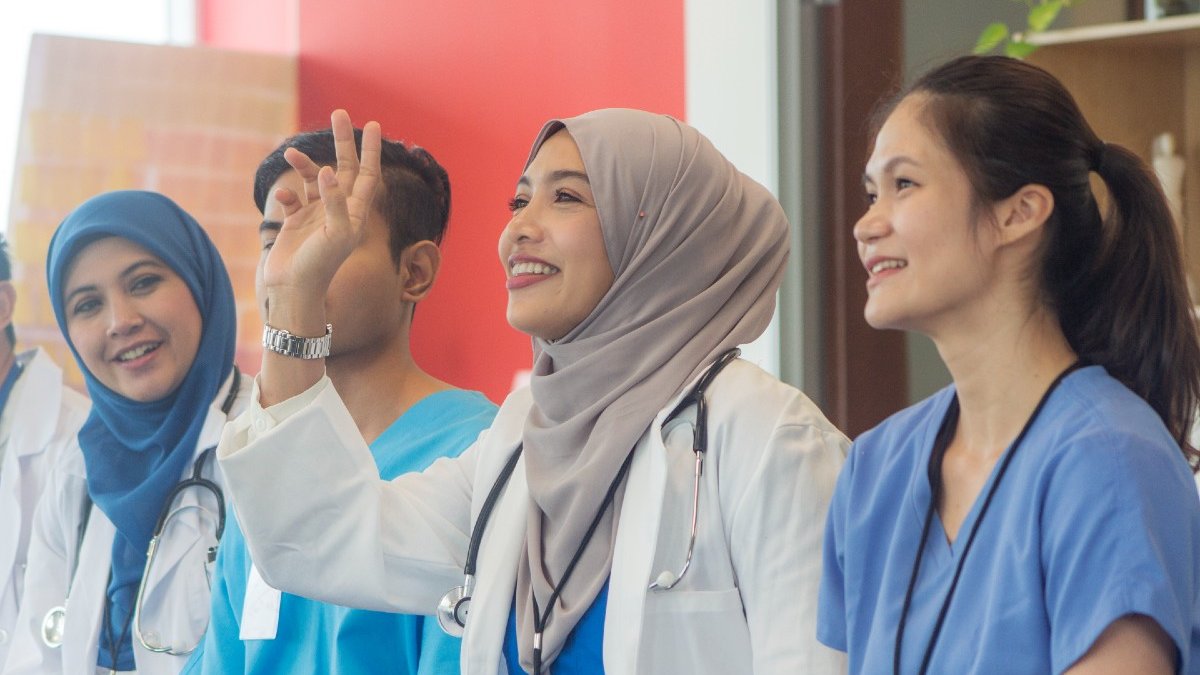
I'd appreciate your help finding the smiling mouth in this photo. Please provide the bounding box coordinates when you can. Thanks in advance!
[870,259,907,275]
[115,342,161,362]
[511,261,560,277]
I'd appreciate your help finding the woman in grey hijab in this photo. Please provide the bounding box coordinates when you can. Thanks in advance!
[218,108,848,674]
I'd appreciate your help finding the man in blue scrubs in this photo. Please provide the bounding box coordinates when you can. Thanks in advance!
[185,130,496,674]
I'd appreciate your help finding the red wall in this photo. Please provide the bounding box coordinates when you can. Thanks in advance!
[199,0,685,402]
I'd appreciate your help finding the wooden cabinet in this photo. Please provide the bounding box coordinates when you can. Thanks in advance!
[1028,15,1200,286]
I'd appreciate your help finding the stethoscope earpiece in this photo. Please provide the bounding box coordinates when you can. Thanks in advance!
[650,570,678,590]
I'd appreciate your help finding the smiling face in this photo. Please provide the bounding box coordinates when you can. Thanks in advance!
[854,95,1002,336]
[499,129,614,341]
[62,237,202,402]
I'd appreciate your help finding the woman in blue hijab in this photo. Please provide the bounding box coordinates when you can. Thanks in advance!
[4,191,249,675]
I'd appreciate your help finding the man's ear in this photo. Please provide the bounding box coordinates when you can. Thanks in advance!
[398,241,441,304]
[0,281,15,346]
[994,183,1054,247]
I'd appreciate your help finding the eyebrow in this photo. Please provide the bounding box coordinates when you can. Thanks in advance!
[516,169,591,189]
[862,155,920,185]
[64,259,168,307]
[259,219,282,235]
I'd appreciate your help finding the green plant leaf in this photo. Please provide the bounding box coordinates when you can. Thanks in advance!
[1005,39,1040,58]
[1028,1,1063,32]
[974,22,1009,54]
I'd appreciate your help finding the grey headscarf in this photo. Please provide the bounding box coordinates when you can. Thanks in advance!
[515,108,789,670]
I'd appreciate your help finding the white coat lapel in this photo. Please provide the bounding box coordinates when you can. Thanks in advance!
[462,442,527,675]
[64,507,112,675]
[606,421,668,674]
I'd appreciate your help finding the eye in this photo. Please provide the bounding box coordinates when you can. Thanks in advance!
[129,274,163,295]
[863,190,878,206]
[507,196,529,212]
[895,177,915,191]
[553,189,581,204]
[261,236,276,252]
[71,296,101,317]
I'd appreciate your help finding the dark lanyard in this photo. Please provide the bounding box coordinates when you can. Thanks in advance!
[893,361,1083,675]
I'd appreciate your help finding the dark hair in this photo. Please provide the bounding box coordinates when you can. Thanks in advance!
[0,235,13,349]
[253,127,451,266]
[874,55,1200,461]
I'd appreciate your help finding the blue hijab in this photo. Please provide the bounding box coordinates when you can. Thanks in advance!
[46,190,235,669]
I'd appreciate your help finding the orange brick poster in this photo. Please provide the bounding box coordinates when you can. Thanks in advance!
[7,34,296,388]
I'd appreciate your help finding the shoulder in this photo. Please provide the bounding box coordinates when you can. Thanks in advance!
[841,386,955,483]
[705,359,844,441]
[702,359,849,479]
[1032,366,1187,480]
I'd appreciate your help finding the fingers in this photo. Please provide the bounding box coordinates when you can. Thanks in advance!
[284,147,322,202]
[331,110,360,188]
[274,186,304,218]
[347,121,382,226]
[316,166,354,243]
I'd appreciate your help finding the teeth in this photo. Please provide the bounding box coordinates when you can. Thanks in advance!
[117,343,158,362]
[511,262,560,276]
[870,259,906,275]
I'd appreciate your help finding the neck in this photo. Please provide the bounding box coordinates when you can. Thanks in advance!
[931,302,1076,457]
[326,325,451,445]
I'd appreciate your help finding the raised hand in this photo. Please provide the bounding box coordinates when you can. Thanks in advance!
[258,109,381,405]
[262,110,382,320]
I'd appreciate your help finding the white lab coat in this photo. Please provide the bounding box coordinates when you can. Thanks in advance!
[219,359,849,674]
[0,349,89,667]
[4,372,249,675]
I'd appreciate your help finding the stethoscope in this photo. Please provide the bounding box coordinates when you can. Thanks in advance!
[436,348,741,646]
[40,369,238,654]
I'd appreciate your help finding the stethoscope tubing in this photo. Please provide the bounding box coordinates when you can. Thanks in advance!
[437,347,742,645]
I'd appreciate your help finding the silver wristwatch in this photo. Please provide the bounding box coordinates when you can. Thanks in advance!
[261,323,332,359]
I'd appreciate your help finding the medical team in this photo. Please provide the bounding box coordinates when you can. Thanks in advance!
[0,53,1194,674]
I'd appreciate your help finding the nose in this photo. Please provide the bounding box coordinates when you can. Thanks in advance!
[852,202,890,245]
[106,296,144,337]
[501,201,544,246]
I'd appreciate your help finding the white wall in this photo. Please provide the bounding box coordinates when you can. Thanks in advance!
[684,0,783,376]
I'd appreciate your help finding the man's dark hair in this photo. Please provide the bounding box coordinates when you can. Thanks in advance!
[254,128,451,266]
[0,235,14,348]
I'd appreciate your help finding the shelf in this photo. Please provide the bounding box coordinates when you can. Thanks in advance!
[1029,13,1200,48]
[1025,14,1200,298]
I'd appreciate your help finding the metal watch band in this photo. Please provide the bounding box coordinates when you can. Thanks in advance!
[261,323,332,359]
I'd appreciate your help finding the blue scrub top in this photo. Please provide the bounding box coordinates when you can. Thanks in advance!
[185,390,497,675]
[503,580,608,674]
[818,366,1200,674]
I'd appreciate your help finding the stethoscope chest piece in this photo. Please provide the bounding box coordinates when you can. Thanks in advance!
[436,578,473,638]
[41,606,66,648]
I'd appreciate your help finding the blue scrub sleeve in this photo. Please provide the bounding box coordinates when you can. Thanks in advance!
[415,615,462,675]
[816,447,854,652]
[1040,428,1198,673]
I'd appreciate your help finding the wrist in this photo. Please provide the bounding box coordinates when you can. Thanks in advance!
[265,287,327,336]
[262,323,332,360]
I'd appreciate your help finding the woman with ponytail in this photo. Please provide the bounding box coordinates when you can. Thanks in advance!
[818,55,1200,674]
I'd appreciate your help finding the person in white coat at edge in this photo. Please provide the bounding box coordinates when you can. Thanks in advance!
[0,236,90,668]
[4,191,250,675]
[217,108,850,675]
